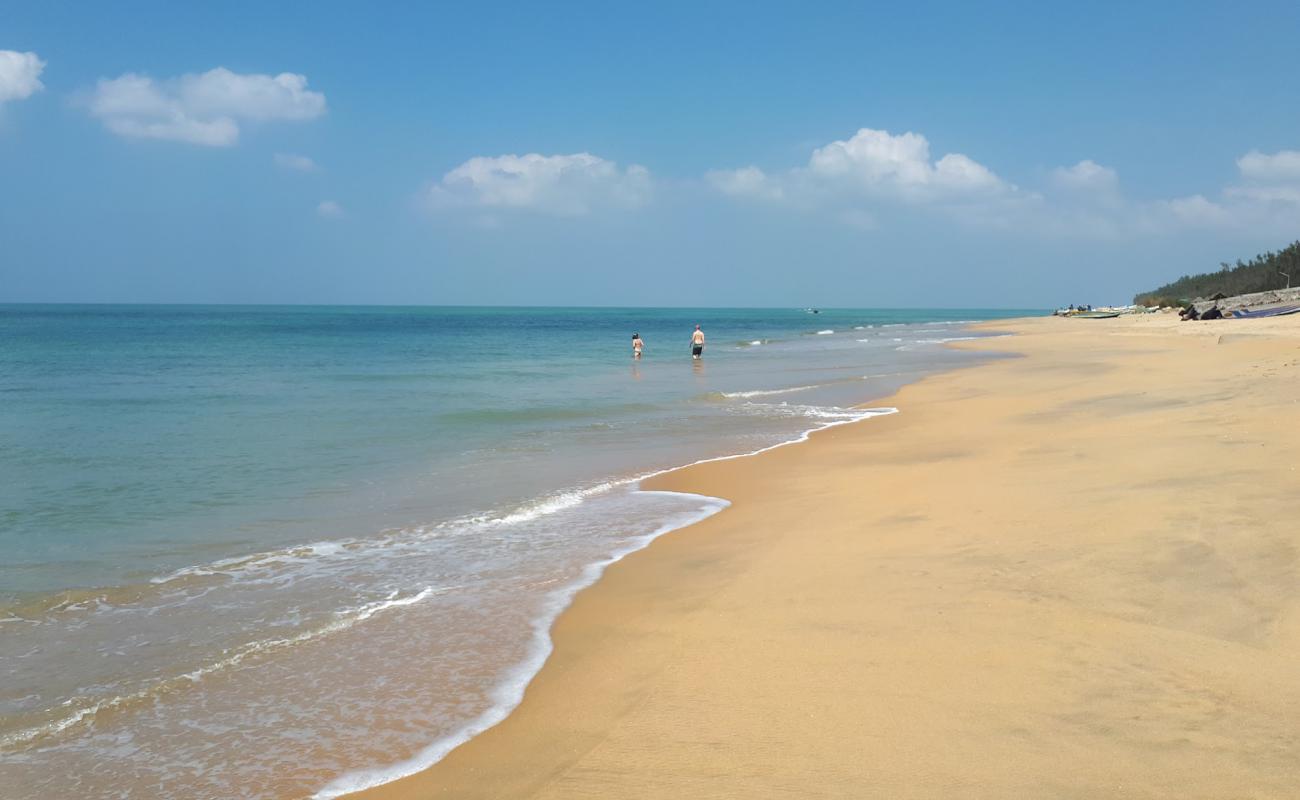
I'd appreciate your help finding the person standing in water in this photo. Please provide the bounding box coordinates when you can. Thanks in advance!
[631,333,643,359]
[690,325,705,359]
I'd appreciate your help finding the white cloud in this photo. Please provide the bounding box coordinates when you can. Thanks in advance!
[426,152,651,216]
[317,200,343,218]
[1050,159,1118,192]
[705,166,783,200]
[1160,194,1234,226]
[275,152,319,172]
[1224,183,1300,206]
[1236,150,1300,183]
[805,128,1007,198]
[0,50,45,103]
[706,128,1009,221]
[703,127,1300,237]
[85,67,325,146]
[1144,148,1300,233]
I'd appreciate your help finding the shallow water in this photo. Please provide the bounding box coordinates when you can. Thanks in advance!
[0,305,1033,798]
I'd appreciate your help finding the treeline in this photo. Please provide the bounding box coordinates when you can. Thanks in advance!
[1134,240,1300,306]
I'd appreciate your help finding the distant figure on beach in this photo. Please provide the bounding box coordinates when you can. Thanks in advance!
[632,333,643,359]
[690,325,705,359]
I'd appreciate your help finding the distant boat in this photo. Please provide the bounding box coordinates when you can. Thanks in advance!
[1072,311,1121,319]
[1231,304,1300,318]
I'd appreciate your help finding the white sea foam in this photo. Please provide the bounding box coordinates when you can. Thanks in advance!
[14,353,915,792]
[899,336,983,349]
[816,329,834,335]
[0,587,438,750]
[311,494,729,799]
[720,384,822,399]
[312,404,899,798]
[491,482,623,525]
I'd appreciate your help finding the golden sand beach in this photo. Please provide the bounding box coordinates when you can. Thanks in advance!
[348,314,1300,799]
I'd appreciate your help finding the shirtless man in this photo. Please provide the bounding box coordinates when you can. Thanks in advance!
[690,325,705,359]
[631,333,643,359]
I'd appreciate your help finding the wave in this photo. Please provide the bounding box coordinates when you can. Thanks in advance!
[6,388,906,785]
[718,384,823,399]
[314,402,900,797]
[0,587,438,751]
[311,494,728,799]
[815,329,834,335]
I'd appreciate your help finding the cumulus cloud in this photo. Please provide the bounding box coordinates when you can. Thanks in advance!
[275,152,319,172]
[1050,159,1118,193]
[426,152,651,216]
[1144,149,1300,233]
[805,128,1007,198]
[703,125,1300,237]
[706,128,1010,218]
[1236,150,1300,183]
[0,50,45,103]
[316,200,343,218]
[1158,194,1235,226]
[85,67,325,146]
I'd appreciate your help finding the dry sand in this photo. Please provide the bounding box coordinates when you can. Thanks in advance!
[347,314,1300,799]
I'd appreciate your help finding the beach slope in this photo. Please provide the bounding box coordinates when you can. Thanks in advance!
[347,315,1300,799]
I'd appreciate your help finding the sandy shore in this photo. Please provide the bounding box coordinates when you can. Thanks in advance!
[347,314,1300,799]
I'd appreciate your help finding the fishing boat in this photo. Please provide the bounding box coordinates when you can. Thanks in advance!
[1230,304,1300,319]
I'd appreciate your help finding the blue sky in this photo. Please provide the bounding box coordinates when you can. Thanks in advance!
[2,0,1299,307]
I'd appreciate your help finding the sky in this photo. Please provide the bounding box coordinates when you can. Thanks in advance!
[2,0,1299,308]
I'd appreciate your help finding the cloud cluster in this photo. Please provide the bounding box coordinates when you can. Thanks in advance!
[1237,150,1300,183]
[807,128,1006,198]
[708,128,1010,208]
[0,50,45,104]
[86,67,326,146]
[6,48,1294,239]
[701,126,1300,238]
[426,152,651,216]
[1148,149,1300,233]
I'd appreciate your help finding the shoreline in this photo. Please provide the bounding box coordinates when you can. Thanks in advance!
[315,332,1007,798]
[315,406,914,798]
[7,312,1009,800]
[342,313,1300,799]
[308,332,1011,798]
[328,331,1003,800]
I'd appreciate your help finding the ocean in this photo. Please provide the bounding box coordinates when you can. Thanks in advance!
[0,305,1035,798]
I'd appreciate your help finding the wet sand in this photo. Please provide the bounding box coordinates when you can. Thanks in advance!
[346,314,1300,799]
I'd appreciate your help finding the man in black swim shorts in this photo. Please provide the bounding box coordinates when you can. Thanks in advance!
[690,325,705,359]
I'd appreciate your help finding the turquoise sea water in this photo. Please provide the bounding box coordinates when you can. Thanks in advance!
[0,305,1037,799]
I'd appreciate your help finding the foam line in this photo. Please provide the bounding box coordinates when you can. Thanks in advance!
[311,494,729,799]
[312,404,898,798]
